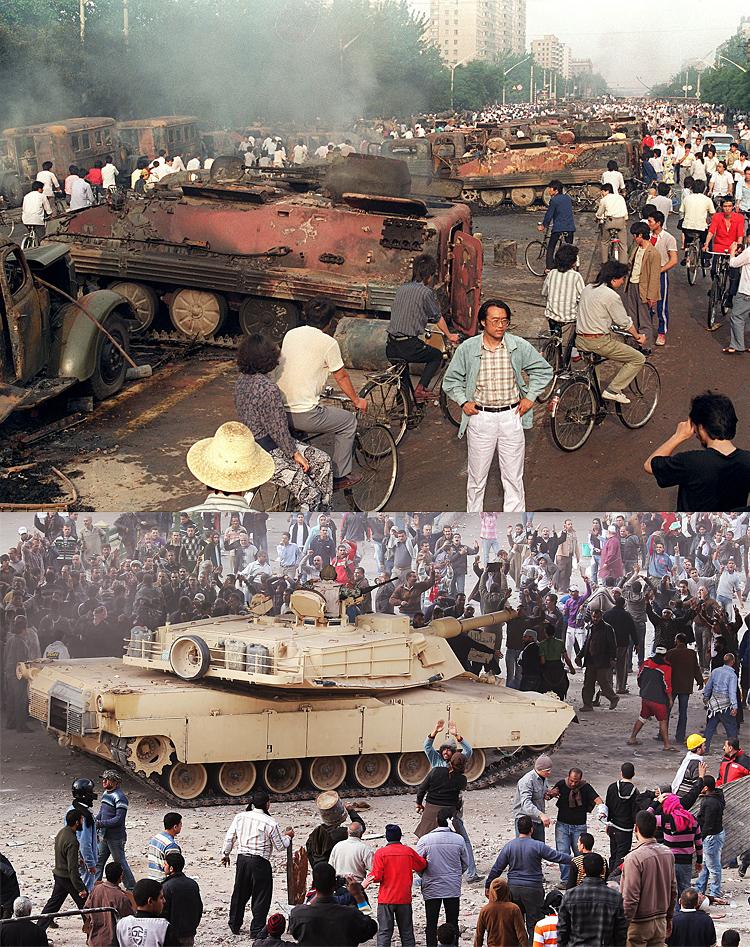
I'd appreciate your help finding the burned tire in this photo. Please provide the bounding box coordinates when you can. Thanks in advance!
[239,297,299,344]
[109,281,159,334]
[169,288,227,337]
[88,314,129,401]
[1,173,24,208]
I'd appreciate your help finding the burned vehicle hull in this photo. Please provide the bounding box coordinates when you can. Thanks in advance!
[45,156,483,340]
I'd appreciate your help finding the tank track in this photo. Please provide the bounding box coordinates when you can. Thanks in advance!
[103,735,562,808]
[137,329,242,350]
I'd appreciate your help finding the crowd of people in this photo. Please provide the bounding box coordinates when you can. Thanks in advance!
[1,510,749,945]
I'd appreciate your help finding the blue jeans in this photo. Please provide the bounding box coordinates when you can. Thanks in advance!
[591,554,600,586]
[451,812,478,877]
[555,822,583,884]
[675,862,693,903]
[505,648,521,688]
[481,538,501,564]
[704,708,738,750]
[673,692,690,744]
[95,835,135,890]
[696,831,725,897]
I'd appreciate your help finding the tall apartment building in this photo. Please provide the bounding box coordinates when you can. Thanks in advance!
[531,33,572,79]
[417,0,526,66]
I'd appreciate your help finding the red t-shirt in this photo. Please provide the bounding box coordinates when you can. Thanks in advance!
[370,843,427,904]
[708,212,745,254]
[642,135,654,149]
[86,168,103,186]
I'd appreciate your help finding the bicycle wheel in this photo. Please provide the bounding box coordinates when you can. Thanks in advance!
[524,240,547,277]
[438,388,462,428]
[250,480,294,512]
[550,379,597,452]
[615,362,660,429]
[20,232,38,250]
[626,188,644,215]
[347,424,398,512]
[359,378,409,446]
[686,244,698,286]
[707,282,722,331]
[536,337,561,404]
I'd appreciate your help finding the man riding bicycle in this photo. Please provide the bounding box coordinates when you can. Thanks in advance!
[20,180,51,245]
[595,182,628,263]
[386,254,459,403]
[575,261,647,405]
[539,179,576,272]
[275,296,367,492]
[704,197,745,308]
[679,179,714,264]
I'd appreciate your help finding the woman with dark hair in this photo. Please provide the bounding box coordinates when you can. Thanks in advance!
[235,333,332,511]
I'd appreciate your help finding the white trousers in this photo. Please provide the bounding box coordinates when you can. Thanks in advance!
[465,409,526,512]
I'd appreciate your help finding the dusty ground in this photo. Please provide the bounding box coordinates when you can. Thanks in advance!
[1,512,749,945]
[2,207,746,510]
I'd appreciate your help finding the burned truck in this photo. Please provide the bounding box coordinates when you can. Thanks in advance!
[383,121,641,209]
[45,155,483,340]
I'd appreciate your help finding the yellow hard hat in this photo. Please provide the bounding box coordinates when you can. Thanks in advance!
[686,734,706,751]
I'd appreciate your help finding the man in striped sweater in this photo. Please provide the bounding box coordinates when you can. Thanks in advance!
[649,788,703,900]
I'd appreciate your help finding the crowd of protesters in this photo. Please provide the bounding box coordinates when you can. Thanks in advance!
[1,510,749,946]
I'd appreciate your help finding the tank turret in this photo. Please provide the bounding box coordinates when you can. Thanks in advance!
[123,592,518,693]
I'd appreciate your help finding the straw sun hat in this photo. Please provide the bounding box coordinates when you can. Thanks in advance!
[186,422,275,493]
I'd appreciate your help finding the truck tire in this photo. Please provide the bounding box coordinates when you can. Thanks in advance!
[109,281,159,334]
[169,288,227,337]
[88,314,129,401]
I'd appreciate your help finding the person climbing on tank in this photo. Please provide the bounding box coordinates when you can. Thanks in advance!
[67,778,98,893]
[309,565,343,620]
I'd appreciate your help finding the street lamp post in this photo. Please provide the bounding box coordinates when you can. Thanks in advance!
[450,59,469,112]
[501,54,532,106]
[716,53,748,74]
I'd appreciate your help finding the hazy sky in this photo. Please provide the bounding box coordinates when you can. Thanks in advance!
[527,0,748,92]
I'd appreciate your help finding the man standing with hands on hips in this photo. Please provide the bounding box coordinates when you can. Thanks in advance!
[443,298,552,512]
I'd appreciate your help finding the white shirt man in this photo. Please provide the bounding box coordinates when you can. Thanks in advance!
[36,168,59,198]
[186,157,201,172]
[101,161,119,189]
[69,175,94,211]
[314,144,329,160]
[601,168,625,194]
[681,190,715,232]
[21,187,52,225]
[596,190,628,221]
[292,143,308,165]
[171,155,186,172]
[203,157,214,170]
[329,824,374,882]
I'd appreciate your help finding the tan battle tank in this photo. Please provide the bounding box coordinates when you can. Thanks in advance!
[20,592,575,805]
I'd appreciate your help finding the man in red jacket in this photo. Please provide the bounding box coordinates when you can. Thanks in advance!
[363,824,427,947]
[717,739,750,786]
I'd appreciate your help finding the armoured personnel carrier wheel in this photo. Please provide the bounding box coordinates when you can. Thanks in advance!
[479,189,506,207]
[464,748,486,783]
[527,743,553,752]
[109,281,159,334]
[395,752,430,787]
[510,187,536,208]
[215,761,257,797]
[306,756,347,791]
[539,188,552,207]
[350,753,392,789]
[169,635,211,680]
[460,189,480,204]
[133,735,174,777]
[239,298,299,344]
[264,758,303,794]
[167,762,208,800]
[169,288,228,337]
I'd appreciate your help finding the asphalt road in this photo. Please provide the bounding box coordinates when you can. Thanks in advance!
[2,207,746,511]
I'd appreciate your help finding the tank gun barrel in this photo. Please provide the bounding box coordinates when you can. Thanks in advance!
[426,608,518,639]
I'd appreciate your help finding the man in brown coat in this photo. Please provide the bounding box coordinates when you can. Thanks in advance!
[473,877,527,947]
[621,810,676,947]
[625,222,661,349]
[85,862,133,946]
[389,569,435,617]
[666,633,705,745]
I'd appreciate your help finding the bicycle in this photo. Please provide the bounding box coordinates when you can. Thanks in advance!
[683,231,707,286]
[705,251,732,331]
[535,322,573,404]
[20,224,40,250]
[0,209,19,242]
[599,220,625,262]
[524,227,574,278]
[626,178,649,217]
[548,331,660,452]
[250,391,398,513]
[357,325,463,443]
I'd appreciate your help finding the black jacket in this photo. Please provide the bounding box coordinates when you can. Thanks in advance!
[306,811,365,868]
[416,765,468,809]
[603,606,638,648]
[0,854,20,908]
[666,908,716,947]
[692,789,725,838]
[605,780,638,832]
[288,896,378,946]
[0,919,49,946]
[162,871,203,938]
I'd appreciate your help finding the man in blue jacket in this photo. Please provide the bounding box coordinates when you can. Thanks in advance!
[442,299,552,512]
[540,179,576,270]
[94,769,136,890]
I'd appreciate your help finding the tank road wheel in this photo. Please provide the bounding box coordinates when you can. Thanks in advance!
[88,314,128,401]
[479,189,506,208]
[169,635,211,680]
[133,735,174,777]
[541,187,553,207]
[395,752,431,787]
[527,744,553,752]
[510,187,536,208]
[169,288,228,338]
[464,748,486,783]
[306,756,347,791]
[216,761,257,797]
[239,298,299,345]
[167,762,208,800]
[351,753,392,790]
[460,189,481,204]
[108,281,159,334]
[264,758,303,794]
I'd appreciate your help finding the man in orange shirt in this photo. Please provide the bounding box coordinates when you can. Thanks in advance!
[704,197,745,306]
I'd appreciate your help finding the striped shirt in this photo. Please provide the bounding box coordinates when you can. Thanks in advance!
[388,281,441,336]
[474,339,519,407]
[542,268,585,323]
[147,831,181,879]
[650,808,703,864]
[222,808,290,859]
[533,914,558,946]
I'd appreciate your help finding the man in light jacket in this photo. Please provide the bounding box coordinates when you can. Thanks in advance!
[415,809,468,947]
[511,755,554,841]
[442,298,552,513]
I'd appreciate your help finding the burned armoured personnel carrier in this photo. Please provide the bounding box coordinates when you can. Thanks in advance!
[21,591,575,805]
[45,155,483,342]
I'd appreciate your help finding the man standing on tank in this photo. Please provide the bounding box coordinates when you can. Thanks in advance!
[222,790,294,938]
